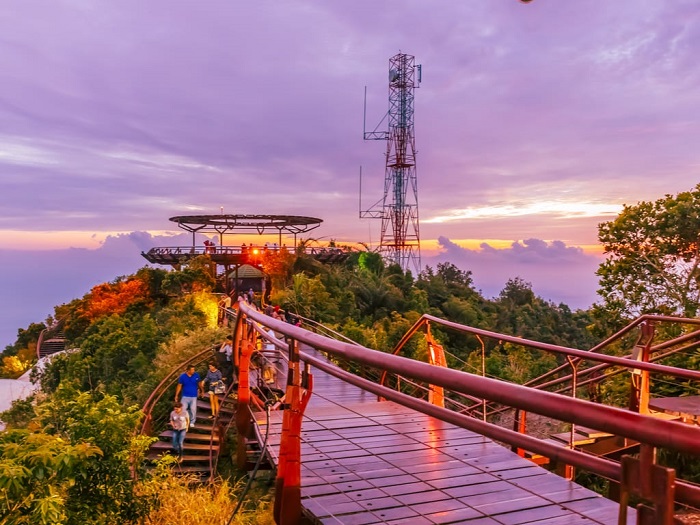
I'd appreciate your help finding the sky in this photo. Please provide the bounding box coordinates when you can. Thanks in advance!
[2,1,700,349]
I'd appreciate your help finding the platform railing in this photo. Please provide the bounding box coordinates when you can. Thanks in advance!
[234,300,700,525]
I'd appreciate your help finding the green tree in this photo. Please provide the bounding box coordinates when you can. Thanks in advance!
[597,184,700,317]
[33,386,152,524]
[0,429,102,525]
[273,273,339,322]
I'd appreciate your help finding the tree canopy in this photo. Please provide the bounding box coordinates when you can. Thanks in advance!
[597,184,700,318]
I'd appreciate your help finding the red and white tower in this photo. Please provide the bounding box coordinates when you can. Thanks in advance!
[362,52,422,274]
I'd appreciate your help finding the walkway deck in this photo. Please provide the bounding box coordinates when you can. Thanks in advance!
[251,350,634,524]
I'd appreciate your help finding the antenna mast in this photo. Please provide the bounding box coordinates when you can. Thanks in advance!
[361,52,421,274]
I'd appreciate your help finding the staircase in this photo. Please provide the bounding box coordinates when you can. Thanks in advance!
[146,396,234,480]
[523,414,681,473]
[36,327,66,359]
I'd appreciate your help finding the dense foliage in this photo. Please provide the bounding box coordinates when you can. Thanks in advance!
[3,193,700,522]
[598,183,700,318]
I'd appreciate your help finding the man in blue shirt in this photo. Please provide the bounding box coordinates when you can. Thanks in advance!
[175,364,202,425]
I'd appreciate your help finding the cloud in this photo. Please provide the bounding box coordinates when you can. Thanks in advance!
[0,231,187,350]
[1,1,700,241]
[424,236,602,309]
[2,1,700,342]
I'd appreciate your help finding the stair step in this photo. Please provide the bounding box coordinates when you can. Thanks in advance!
[648,411,683,421]
[170,464,212,474]
[159,430,219,443]
[550,432,596,446]
[150,441,219,454]
[196,400,235,414]
[575,426,614,439]
[147,452,214,463]
[189,422,216,433]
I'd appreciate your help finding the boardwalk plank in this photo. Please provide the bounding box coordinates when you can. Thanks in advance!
[248,348,636,524]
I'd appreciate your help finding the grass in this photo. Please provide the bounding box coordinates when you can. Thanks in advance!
[140,458,275,525]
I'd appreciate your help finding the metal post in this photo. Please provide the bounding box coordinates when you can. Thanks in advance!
[564,355,579,480]
[275,337,309,525]
[235,317,254,470]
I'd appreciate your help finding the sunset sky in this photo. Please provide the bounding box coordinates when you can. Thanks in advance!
[2,1,700,348]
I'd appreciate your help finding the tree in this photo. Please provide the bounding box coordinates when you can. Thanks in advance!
[597,185,700,317]
[33,386,152,524]
[0,429,102,524]
[0,386,152,525]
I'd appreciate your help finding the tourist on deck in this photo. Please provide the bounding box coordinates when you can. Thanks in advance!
[169,402,190,461]
[204,239,215,254]
[174,364,202,425]
[218,335,234,384]
[247,288,255,304]
[203,362,224,419]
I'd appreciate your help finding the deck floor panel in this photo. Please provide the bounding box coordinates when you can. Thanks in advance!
[249,348,636,524]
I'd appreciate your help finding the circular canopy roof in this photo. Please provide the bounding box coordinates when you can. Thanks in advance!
[169,214,323,235]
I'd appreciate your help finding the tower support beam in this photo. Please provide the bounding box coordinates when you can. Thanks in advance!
[362,52,421,274]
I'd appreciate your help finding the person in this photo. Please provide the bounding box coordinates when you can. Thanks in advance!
[218,335,234,384]
[175,364,202,425]
[169,402,190,461]
[218,293,232,326]
[247,287,255,304]
[261,327,278,384]
[203,362,224,419]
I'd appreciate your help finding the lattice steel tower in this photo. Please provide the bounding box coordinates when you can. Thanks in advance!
[362,52,422,274]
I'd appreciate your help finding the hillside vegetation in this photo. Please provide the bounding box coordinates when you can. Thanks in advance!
[4,184,700,524]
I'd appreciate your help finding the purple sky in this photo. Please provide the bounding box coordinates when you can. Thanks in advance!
[2,1,700,348]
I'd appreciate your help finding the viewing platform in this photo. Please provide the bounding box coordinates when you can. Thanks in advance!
[141,213,351,267]
[141,245,351,267]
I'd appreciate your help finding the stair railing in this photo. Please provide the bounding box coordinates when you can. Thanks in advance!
[140,344,220,437]
[35,317,67,360]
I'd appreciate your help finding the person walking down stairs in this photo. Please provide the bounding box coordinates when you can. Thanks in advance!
[204,362,224,419]
[169,402,190,461]
[175,364,202,425]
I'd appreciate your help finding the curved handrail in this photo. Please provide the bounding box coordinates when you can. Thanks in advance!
[139,344,219,436]
[521,316,700,391]
[236,300,700,509]
[35,317,67,360]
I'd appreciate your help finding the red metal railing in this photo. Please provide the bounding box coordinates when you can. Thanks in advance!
[235,301,700,524]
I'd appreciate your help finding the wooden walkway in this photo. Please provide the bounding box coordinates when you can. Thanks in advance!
[251,350,635,524]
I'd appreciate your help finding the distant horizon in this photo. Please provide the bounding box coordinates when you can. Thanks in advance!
[0,230,603,351]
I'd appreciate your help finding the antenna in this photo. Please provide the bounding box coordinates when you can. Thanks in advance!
[360,52,422,274]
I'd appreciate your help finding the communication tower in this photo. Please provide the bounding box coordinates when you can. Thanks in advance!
[361,52,422,274]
